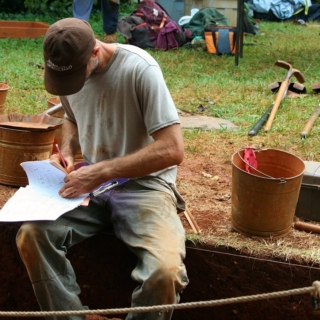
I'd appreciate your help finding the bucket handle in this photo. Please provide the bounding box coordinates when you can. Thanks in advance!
[238,149,287,184]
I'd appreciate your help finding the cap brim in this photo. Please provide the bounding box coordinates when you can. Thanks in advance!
[44,63,87,96]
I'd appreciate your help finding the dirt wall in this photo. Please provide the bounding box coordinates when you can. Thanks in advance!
[0,223,320,320]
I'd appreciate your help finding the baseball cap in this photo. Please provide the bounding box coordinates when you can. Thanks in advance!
[43,18,96,96]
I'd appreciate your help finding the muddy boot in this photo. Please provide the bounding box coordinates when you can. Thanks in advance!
[103,33,117,43]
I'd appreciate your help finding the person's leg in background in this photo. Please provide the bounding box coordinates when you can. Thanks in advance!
[101,0,120,43]
[73,0,94,21]
[294,4,320,22]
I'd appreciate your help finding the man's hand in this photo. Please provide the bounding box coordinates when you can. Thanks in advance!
[59,164,104,198]
[50,153,75,173]
[58,123,184,198]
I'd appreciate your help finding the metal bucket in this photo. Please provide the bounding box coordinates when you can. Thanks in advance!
[0,126,56,186]
[231,148,305,238]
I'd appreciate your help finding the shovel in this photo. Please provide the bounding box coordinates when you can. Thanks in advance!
[300,83,320,138]
[300,103,320,138]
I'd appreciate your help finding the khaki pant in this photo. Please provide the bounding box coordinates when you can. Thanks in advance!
[17,181,189,320]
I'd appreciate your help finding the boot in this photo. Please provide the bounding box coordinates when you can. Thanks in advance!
[103,33,117,43]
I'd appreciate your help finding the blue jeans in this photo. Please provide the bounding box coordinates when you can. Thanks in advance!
[73,0,120,34]
[16,181,189,320]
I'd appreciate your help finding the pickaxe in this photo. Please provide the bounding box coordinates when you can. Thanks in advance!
[264,60,305,132]
[300,82,320,138]
[248,82,306,136]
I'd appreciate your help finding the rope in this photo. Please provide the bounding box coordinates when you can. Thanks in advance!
[186,245,320,270]
[0,282,319,317]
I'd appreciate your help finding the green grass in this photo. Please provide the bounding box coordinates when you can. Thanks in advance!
[2,10,320,261]
[1,9,320,161]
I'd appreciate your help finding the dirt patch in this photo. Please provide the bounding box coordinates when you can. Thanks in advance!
[177,149,320,264]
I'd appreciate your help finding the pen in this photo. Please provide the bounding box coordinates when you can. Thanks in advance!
[55,144,67,168]
[90,181,119,197]
[90,178,130,197]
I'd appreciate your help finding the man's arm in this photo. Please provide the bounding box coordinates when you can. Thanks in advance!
[50,118,81,172]
[59,123,184,198]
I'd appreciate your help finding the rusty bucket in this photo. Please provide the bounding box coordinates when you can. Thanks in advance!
[0,83,9,115]
[0,113,63,186]
[231,148,305,238]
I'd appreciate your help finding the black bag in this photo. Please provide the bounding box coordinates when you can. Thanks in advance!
[204,25,238,55]
[117,0,191,50]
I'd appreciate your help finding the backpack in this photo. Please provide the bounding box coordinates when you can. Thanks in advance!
[204,25,238,55]
[117,1,191,51]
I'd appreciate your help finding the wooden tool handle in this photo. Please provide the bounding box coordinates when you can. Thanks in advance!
[300,104,320,138]
[264,79,289,132]
[294,220,320,234]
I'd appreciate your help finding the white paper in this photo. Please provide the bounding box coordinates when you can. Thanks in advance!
[0,160,89,222]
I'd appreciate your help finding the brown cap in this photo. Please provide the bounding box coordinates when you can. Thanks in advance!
[43,18,96,96]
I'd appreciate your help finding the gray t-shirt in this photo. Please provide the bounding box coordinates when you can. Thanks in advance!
[60,44,185,212]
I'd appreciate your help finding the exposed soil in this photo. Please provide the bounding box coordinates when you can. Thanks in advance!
[1,138,320,319]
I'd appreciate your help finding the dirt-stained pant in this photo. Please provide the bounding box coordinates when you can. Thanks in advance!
[16,181,189,320]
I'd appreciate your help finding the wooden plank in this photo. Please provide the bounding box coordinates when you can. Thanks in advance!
[0,21,50,38]
[183,209,201,234]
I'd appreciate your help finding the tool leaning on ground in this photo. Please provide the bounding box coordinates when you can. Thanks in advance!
[294,219,320,234]
[300,83,320,139]
[248,82,306,136]
[264,60,306,132]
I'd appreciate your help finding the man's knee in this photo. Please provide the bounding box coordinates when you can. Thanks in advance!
[151,258,189,292]
[17,223,33,246]
[16,222,43,257]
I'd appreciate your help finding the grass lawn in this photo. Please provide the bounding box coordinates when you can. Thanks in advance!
[1,11,320,160]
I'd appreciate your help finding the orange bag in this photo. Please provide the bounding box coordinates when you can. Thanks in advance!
[204,26,238,55]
